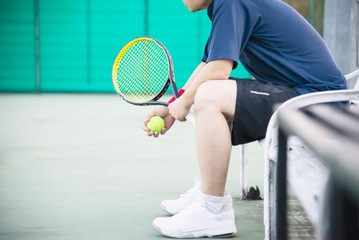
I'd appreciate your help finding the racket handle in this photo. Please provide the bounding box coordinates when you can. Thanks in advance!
[186,105,195,125]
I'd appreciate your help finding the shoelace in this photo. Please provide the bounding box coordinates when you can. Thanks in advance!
[182,195,211,219]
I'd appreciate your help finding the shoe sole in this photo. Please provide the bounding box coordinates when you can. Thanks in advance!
[153,223,237,238]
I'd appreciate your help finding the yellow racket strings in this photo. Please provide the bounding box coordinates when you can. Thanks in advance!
[113,39,169,103]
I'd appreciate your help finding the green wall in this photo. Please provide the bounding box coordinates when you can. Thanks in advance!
[0,0,250,93]
[0,0,36,92]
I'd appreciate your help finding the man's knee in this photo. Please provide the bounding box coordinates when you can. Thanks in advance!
[194,82,218,111]
[194,80,237,119]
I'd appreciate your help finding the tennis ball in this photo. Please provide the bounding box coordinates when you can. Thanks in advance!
[147,116,165,133]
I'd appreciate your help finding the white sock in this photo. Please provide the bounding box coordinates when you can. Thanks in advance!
[200,191,232,214]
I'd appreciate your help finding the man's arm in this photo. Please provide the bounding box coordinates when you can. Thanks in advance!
[169,59,233,121]
[184,59,233,105]
[182,62,207,90]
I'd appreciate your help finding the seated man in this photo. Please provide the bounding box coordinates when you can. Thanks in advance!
[143,0,347,238]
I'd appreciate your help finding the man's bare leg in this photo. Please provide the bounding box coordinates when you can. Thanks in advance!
[194,80,237,196]
[152,80,238,238]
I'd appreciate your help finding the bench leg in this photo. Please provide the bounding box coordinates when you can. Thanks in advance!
[239,144,248,199]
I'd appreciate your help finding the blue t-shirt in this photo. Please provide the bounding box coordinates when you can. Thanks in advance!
[202,0,347,94]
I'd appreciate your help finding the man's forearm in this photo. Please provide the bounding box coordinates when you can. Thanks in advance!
[182,59,233,107]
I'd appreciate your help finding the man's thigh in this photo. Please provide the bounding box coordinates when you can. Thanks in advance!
[194,80,237,122]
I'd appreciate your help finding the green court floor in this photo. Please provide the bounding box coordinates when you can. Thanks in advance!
[0,94,265,240]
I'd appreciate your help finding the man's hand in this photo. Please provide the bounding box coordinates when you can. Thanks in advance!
[168,95,191,122]
[143,106,176,138]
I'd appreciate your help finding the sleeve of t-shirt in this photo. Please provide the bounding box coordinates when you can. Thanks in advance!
[202,0,260,69]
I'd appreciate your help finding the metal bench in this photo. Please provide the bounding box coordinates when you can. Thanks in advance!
[275,97,359,240]
[262,69,359,239]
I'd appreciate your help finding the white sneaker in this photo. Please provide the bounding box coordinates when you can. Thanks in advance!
[160,176,201,215]
[153,193,237,238]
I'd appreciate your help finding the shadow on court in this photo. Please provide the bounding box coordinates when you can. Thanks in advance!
[0,94,264,240]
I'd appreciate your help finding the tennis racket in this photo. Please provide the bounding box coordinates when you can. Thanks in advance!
[112,37,194,124]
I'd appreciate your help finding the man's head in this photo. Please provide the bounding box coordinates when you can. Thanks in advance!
[182,0,212,12]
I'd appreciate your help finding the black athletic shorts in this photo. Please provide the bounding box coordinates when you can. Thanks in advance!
[231,78,301,145]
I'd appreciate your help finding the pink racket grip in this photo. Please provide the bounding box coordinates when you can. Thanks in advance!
[168,89,185,104]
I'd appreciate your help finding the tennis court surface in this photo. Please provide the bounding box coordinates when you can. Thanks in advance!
[0,94,266,240]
